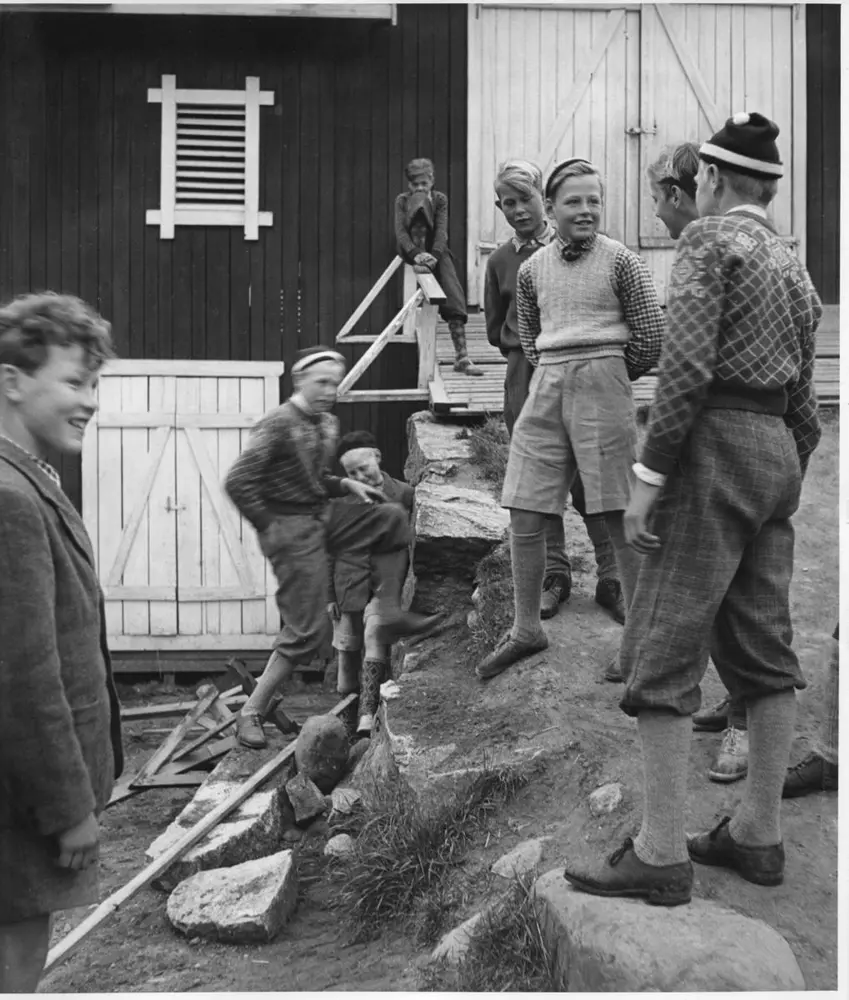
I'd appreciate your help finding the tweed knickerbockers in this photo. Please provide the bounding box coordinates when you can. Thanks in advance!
[620,408,807,717]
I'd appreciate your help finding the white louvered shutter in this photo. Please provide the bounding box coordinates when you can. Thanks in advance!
[146,75,274,240]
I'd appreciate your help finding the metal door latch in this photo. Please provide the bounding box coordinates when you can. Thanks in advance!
[165,496,187,513]
[625,125,658,136]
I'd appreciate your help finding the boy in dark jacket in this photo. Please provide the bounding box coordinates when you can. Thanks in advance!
[0,292,123,991]
[328,430,415,735]
[394,157,483,376]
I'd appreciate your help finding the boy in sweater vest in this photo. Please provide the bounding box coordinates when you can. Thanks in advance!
[224,347,439,749]
[485,158,624,626]
[328,430,415,736]
[394,157,483,377]
[564,114,821,904]
[476,159,664,680]
[647,142,750,786]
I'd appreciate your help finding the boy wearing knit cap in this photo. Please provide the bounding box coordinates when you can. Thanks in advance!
[564,113,822,905]
[328,430,414,735]
[394,157,483,377]
[485,157,624,625]
[476,158,664,680]
[224,347,439,749]
[647,141,751,785]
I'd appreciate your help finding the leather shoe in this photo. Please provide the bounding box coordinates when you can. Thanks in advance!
[604,651,624,683]
[692,697,730,732]
[595,578,625,625]
[563,837,693,907]
[236,712,268,749]
[540,572,571,620]
[375,611,442,644]
[687,816,784,886]
[783,751,838,798]
[475,630,548,680]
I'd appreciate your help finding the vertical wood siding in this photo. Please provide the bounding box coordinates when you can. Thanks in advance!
[805,4,840,304]
[0,6,468,504]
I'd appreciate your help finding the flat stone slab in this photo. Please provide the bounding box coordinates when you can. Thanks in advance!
[431,911,485,965]
[588,782,623,816]
[491,838,547,879]
[533,869,806,992]
[147,739,289,891]
[167,849,297,944]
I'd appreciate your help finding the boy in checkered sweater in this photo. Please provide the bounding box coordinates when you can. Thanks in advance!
[394,157,483,376]
[224,346,439,749]
[476,158,664,680]
[485,158,624,627]
[564,113,822,905]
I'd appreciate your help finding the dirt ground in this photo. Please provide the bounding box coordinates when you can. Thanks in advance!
[41,415,838,992]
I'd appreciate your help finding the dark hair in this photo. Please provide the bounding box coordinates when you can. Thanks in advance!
[545,158,604,202]
[405,157,435,181]
[337,430,378,460]
[0,292,115,373]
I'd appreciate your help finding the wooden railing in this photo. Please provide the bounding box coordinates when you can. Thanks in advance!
[334,256,446,404]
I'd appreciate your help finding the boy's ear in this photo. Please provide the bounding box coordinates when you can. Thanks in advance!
[544,198,556,220]
[0,363,25,403]
[494,198,502,212]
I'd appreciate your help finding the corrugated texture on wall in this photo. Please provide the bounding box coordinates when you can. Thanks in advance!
[0,6,468,503]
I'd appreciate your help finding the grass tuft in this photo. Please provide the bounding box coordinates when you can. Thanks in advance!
[329,762,527,945]
[468,542,514,654]
[466,417,510,493]
[422,874,559,992]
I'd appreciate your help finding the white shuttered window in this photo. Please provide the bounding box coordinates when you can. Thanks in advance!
[146,75,274,241]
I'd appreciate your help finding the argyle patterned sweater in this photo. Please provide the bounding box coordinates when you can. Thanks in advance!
[641,210,822,476]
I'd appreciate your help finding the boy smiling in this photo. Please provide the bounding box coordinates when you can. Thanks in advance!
[0,292,123,991]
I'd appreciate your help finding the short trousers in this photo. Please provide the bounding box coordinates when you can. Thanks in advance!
[619,409,807,717]
[501,355,637,516]
[258,500,409,666]
[331,599,381,651]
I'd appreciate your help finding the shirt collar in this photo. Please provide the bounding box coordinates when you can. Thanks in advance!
[726,204,768,219]
[0,433,62,488]
[511,221,555,253]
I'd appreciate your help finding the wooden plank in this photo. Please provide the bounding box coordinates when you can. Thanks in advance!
[199,378,221,636]
[335,389,430,404]
[417,302,439,391]
[337,256,404,342]
[102,360,285,378]
[106,634,294,652]
[120,377,151,635]
[791,5,807,264]
[655,4,721,135]
[336,290,423,395]
[416,270,447,305]
[45,693,357,973]
[262,376,280,634]
[97,376,124,638]
[176,377,203,636]
[148,376,178,637]
[239,377,270,635]
[217,378,244,639]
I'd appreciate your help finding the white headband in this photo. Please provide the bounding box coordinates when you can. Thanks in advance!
[699,142,784,178]
[291,350,346,375]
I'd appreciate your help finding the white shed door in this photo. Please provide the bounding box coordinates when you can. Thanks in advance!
[467,2,806,305]
[82,360,285,651]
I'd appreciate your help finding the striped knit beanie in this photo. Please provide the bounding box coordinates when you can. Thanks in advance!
[699,111,783,179]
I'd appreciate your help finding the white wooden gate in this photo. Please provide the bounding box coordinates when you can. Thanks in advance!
[82,359,285,652]
[467,2,807,304]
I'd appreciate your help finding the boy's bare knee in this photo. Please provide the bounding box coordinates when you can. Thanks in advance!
[510,508,545,534]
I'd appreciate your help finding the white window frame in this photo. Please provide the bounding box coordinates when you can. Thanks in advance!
[146,75,274,241]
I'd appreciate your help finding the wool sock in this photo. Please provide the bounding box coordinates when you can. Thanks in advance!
[543,513,571,579]
[633,710,691,867]
[603,510,641,611]
[729,689,796,846]
[242,650,294,716]
[583,513,618,581]
[815,638,839,765]
[510,528,546,641]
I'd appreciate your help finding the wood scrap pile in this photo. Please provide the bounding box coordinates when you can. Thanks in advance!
[110,658,301,807]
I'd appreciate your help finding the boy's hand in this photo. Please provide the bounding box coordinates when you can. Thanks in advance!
[343,478,386,505]
[56,812,99,870]
[414,252,437,271]
[624,479,662,553]
[327,602,341,622]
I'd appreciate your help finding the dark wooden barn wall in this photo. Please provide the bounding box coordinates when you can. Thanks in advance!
[0,6,468,505]
[805,4,840,304]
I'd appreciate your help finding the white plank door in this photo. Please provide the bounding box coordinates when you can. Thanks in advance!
[83,359,285,652]
[466,3,806,305]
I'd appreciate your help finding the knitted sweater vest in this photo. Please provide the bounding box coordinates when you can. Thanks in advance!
[533,234,629,364]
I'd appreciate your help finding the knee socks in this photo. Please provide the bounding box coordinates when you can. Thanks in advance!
[633,710,691,867]
[510,528,546,642]
[815,639,839,765]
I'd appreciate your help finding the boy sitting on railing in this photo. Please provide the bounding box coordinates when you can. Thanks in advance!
[394,157,483,377]
[327,431,414,736]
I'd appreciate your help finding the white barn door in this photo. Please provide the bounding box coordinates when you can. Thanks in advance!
[82,359,285,652]
[466,3,806,305]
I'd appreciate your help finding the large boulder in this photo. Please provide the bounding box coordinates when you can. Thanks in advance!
[405,411,472,486]
[413,482,509,583]
[167,850,297,944]
[147,742,291,891]
[294,714,349,792]
[533,869,806,991]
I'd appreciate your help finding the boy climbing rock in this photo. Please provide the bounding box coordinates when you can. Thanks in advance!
[394,157,483,376]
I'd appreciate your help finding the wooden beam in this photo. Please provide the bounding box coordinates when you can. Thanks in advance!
[336,256,404,342]
[336,290,424,395]
[334,389,429,404]
[654,4,722,135]
[417,304,439,391]
[45,694,358,972]
[416,270,447,305]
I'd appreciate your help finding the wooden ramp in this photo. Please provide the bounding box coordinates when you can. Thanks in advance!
[429,306,840,416]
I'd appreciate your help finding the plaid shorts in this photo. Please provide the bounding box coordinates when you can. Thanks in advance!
[501,356,637,516]
[620,409,807,717]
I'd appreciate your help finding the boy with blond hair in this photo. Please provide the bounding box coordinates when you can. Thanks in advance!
[485,158,624,625]
[476,158,664,680]
[394,157,482,376]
